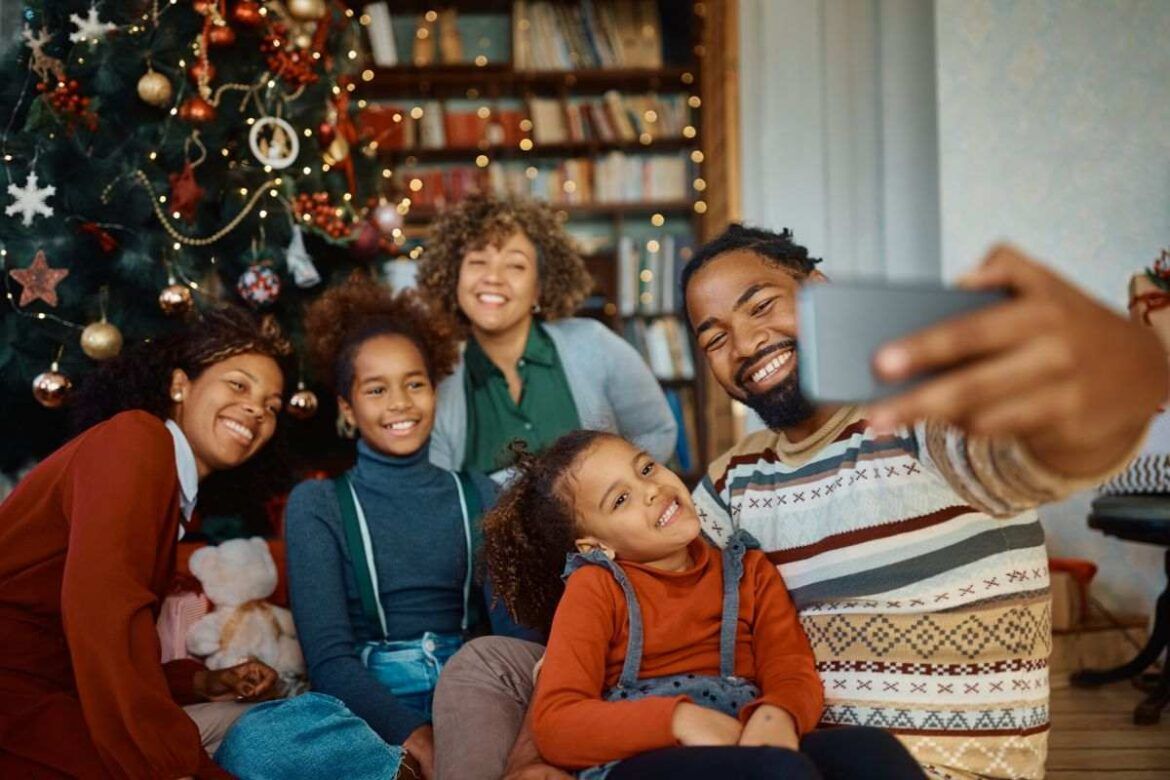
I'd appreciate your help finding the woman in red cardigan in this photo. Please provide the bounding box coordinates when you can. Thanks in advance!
[0,307,291,779]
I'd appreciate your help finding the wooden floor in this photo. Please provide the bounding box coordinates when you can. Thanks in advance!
[1048,679,1170,779]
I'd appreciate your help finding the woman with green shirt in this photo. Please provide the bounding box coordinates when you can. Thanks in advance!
[418,195,676,479]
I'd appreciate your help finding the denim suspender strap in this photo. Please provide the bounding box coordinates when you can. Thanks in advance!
[451,472,475,634]
[334,475,388,641]
[563,552,645,689]
[718,530,759,679]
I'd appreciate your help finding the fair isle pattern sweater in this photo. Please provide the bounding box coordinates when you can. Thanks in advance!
[692,407,1092,780]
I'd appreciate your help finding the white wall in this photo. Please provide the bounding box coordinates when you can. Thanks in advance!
[935,0,1170,615]
[739,0,941,282]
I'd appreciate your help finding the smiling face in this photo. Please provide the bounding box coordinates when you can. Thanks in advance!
[568,436,701,569]
[338,333,436,457]
[686,250,822,431]
[170,353,284,479]
[456,229,540,338]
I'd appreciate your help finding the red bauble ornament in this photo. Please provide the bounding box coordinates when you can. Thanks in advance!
[352,222,381,261]
[208,24,237,47]
[179,96,217,124]
[192,0,214,14]
[317,121,336,148]
[188,59,216,85]
[232,0,263,26]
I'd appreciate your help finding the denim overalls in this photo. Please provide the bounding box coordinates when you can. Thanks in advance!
[333,471,479,718]
[565,530,762,779]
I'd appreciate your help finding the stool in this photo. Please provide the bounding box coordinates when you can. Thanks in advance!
[1069,494,1170,724]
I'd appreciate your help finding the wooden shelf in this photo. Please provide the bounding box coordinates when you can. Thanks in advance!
[363,66,696,97]
[379,137,696,161]
[401,201,695,222]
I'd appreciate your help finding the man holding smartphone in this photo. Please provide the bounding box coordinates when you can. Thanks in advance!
[684,224,1167,779]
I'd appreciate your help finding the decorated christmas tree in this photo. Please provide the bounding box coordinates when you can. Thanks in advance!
[0,0,404,473]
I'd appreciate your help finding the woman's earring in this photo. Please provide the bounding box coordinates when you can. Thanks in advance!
[531,302,542,315]
[172,392,183,402]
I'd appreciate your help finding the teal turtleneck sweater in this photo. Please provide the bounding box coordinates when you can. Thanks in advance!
[284,439,496,744]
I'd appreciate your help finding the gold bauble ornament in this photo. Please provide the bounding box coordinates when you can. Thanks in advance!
[33,362,72,408]
[136,68,173,108]
[287,382,319,420]
[80,319,123,360]
[287,0,327,21]
[323,135,350,166]
[159,283,195,316]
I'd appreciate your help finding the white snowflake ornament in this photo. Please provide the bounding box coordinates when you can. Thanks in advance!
[69,5,116,44]
[6,172,56,226]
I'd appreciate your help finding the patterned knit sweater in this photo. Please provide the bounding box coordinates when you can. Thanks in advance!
[693,407,1111,780]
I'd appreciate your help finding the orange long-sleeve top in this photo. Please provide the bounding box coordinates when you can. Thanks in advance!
[0,411,228,779]
[531,538,824,770]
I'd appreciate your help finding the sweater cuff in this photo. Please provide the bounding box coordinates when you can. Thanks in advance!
[739,694,818,736]
[163,658,207,706]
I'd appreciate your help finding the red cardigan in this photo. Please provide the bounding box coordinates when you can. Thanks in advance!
[532,539,824,770]
[0,411,229,779]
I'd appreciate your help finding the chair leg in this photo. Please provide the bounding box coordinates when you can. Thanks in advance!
[1133,657,1169,725]
[1071,549,1170,688]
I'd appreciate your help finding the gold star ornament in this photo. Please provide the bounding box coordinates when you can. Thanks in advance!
[9,249,69,307]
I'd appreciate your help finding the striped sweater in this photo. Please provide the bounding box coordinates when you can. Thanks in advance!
[693,407,1103,780]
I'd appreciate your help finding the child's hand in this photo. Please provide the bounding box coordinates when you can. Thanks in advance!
[671,701,743,746]
[738,704,799,750]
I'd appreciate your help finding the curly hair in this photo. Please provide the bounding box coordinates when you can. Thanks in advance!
[482,430,615,635]
[302,271,459,399]
[417,194,594,332]
[72,305,293,432]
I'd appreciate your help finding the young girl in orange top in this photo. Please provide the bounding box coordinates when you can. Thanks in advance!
[484,430,925,779]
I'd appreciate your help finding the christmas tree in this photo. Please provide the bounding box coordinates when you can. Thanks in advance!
[0,0,403,474]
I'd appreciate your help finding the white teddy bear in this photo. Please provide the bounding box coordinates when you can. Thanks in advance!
[186,537,306,692]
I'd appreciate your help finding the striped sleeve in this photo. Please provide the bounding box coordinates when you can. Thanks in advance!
[914,420,1144,517]
[693,471,736,548]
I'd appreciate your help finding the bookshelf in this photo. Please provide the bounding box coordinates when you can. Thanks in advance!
[353,0,739,481]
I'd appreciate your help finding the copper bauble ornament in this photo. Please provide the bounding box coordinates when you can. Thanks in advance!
[287,382,319,420]
[136,68,173,108]
[287,0,327,21]
[32,362,72,408]
[178,96,217,124]
[208,24,237,47]
[232,0,262,26]
[188,59,216,85]
[159,283,195,315]
[80,319,123,360]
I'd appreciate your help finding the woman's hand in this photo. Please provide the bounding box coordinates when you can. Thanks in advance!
[403,724,436,780]
[193,660,279,702]
[670,701,743,746]
[738,704,799,750]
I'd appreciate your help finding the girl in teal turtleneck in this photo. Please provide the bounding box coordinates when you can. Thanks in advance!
[282,275,507,780]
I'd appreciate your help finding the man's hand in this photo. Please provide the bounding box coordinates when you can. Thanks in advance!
[671,701,743,746]
[870,244,1168,477]
[738,704,799,750]
[402,724,435,780]
[193,660,279,702]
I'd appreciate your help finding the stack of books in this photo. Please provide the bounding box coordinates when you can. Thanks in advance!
[513,0,663,71]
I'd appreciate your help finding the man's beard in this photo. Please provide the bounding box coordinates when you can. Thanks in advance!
[736,342,817,431]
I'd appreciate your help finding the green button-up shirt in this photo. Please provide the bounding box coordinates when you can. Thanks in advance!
[462,321,582,473]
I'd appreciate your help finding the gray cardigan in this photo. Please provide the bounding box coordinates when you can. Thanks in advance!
[429,317,678,473]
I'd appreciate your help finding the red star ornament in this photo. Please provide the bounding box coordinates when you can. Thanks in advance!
[9,249,70,307]
[168,162,205,223]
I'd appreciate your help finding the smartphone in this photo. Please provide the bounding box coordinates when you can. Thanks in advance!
[797,281,1009,403]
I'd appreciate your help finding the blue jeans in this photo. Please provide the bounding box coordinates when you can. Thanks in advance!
[215,693,404,780]
[360,631,463,719]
